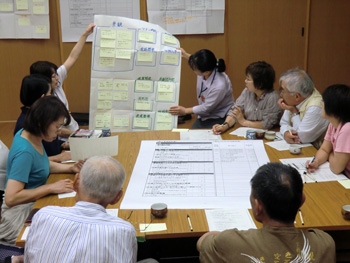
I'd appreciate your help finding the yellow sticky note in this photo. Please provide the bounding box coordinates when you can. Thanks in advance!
[113,92,128,101]
[98,80,113,90]
[95,113,111,128]
[163,53,179,65]
[100,48,115,58]
[35,25,47,34]
[135,81,153,92]
[172,128,189,132]
[139,31,154,43]
[163,34,177,45]
[16,0,28,10]
[33,0,44,2]
[101,29,116,39]
[158,82,173,92]
[33,3,45,14]
[98,91,113,100]
[100,39,116,48]
[18,16,30,26]
[97,100,112,110]
[135,101,152,111]
[113,81,129,91]
[0,3,13,11]
[116,30,133,49]
[157,92,174,101]
[99,58,115,67]
[114,116,129,127]
[157,112,172,123]
[115,49,132,60]
[137,51,153,62]
[156,122,172,130]
[133,118,150,128]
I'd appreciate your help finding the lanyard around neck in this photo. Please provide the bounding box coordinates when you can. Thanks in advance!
[198,69,216,98]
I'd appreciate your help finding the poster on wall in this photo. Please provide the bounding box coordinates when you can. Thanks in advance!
[59,0,140,42]
[0,0,49,39]
[89,15,181,132]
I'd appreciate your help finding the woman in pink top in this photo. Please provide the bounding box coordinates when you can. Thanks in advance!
[307,84,350,178]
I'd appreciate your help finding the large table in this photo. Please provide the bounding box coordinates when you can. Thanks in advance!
[16,128,350,246]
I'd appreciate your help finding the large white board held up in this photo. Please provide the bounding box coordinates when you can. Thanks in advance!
[121,140,270,209]
[89,15,181,132]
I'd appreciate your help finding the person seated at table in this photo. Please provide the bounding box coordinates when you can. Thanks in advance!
[213,61,282,134]
[278,68,329,148]
[0,96,84,246]
[197,162,335,263]
[169,48,234,129]
[307,84,350,178]
[13,75,70,162]
[30,23,95,136]
[0,140,9,202]
[21,156,157,263]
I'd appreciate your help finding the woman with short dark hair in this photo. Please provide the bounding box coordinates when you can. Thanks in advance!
[307,84,350,178]
[213,61,282,134]
[169,48,234,129]
[0,96,84,246]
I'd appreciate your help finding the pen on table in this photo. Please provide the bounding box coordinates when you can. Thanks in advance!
[299,209,304,225]
[307,155,316,168]
[302,171,307,184]
[187,214,193,231]
[288,127,293,136]
[305,172,317,183]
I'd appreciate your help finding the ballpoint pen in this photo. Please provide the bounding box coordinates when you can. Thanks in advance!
[299,209,304,225]
[187,214,193,231]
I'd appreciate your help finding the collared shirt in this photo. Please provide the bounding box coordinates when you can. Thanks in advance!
[280,101,329,143]
[227,88,282,129]
[193,70,234,121]
[24,201,137,263]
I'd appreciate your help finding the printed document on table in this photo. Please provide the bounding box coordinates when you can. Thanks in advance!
[280,157,348,183]
[205,209,257,232]
[180,130,222,140]
[229,127,266,138]
[121,140,270,209]
[266,140,312,151]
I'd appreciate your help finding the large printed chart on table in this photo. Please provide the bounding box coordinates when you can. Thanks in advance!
[121,140,270,209]
[89,15,181,132]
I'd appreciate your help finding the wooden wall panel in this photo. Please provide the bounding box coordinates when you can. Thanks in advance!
[307,0,350,93]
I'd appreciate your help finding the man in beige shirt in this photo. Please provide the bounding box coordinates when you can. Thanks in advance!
[197,162,335,263]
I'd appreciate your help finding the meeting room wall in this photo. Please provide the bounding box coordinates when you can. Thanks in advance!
[0,0,349,122]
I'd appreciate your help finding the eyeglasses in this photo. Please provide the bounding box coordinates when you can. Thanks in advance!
[279,87,296,96]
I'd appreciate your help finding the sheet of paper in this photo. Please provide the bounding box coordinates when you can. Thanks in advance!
[280,158,348,183]
[106,209,118,217]
[338,180,350,189]
[69,135,118,161]
[180,130,222,141]
[121,140,270,209]
[139,223,167,233]
[58,191,76,199]
[229,127,266,138]
[147,0,225,35]
[265,140,313,151]
[21,226,30,240]
[205,209,257,232]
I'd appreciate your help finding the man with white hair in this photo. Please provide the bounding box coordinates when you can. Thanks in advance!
[22,156,149,263]
[278,68,329,148]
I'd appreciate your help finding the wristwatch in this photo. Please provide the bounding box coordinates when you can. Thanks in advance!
[291,112,300,118]
[222,122,233,129]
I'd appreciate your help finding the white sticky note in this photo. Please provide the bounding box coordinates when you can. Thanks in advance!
[139,223,167,233]
[137,51,153,62]
[101,29,116,39]
[163,34,177,45]
[139,31,154,43]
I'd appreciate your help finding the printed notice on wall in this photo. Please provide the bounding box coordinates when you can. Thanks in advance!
[89,15,181,132]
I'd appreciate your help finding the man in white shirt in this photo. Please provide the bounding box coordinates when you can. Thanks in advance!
[278,68,329,148]
[19,156,156,263]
